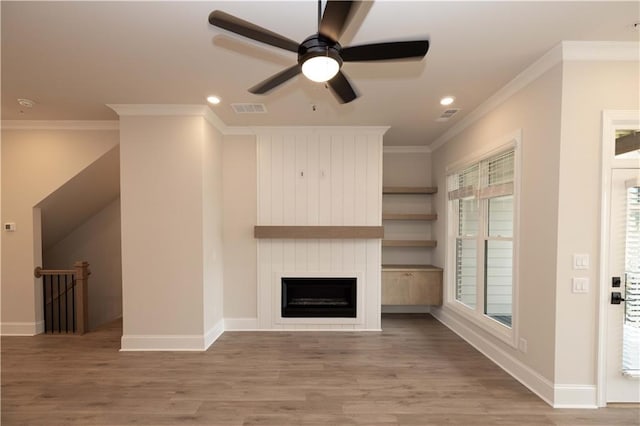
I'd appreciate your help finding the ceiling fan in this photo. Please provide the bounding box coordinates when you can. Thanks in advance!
[208,0,430,104]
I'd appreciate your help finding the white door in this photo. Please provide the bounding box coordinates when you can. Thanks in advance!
[606,167,640,403]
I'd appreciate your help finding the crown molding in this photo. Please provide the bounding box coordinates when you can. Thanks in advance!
[429,41,639,152]
[563,41,639,61]
[1,120,119,131]
[250,126,390,136]
[106,104,210,117]
[383,145,431,154]
[429,43,563,152]
[106,104,254,135]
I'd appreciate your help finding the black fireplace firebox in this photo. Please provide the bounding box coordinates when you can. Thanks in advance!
[281,277,357,318]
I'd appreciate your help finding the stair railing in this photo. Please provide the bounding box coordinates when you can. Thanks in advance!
[34,261,90,334]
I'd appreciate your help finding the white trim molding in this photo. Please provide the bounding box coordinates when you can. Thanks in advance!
[554,385,598,409]
[429,44,562,151]
[204,319,225,350]
[1,321,44,336]
[121,319,225,351]
[597,110,640,406]
[432,307,555,407]
[383,145,431,154]
[562,41,640,62]
[1,120,119,131]
[106,104,209,117]
[106,104,241,135]
[429,41,639,151]
[224,318,259,331]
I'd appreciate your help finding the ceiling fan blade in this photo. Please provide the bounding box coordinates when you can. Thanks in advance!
[319,1,357,41]
[209,10,299,53]
[327,71,358,104]
[342,40,429,62]
[249,64,302,94]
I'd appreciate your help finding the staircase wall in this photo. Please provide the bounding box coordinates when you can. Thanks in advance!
[0,127,119,335]
[44,197,122,330]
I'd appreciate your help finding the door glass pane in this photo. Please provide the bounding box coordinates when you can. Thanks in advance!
[623,186,640,374]
[488,195,513,238]
[484,240,513,327]
[456,238,476,308]
[615,130,640,160]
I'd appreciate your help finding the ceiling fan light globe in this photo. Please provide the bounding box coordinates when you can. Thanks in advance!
[302,56,340,83]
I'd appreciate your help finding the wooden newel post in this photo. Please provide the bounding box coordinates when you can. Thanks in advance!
[74,261,90,335]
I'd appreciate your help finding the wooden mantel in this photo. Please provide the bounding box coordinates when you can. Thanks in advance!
[254,226,384,239]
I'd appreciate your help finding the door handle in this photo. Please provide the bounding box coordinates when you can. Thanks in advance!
[611,292,626,304]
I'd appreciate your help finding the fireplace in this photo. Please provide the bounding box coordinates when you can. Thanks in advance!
[281,277,357,318]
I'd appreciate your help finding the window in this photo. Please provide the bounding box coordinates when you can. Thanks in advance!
[448,146,518,342]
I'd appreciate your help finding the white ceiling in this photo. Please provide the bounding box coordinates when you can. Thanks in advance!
[2,1,638,146]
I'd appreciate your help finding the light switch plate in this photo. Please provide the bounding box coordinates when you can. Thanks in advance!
[572,277,589,293]
[573,254,589,270]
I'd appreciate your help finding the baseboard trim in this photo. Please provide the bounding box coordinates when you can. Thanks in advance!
[382,306,431,314]
[554,385,598,409]
[204,319,225,350]
[224,317,381,332]
[224,318,259,331]
[1,321,44,336]
[432,308,555,407]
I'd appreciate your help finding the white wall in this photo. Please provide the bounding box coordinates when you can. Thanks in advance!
[255,128,384,330]
[118,112,224,350]
[554,60,639,387]
[222,135,257,320]
[1,128,119,335]
[202,120,224,342]
[44,197,122,330]
[431,63,563,385]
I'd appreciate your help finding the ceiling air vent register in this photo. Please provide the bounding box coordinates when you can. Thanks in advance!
[231,103,267,114]
[436,108,460,122]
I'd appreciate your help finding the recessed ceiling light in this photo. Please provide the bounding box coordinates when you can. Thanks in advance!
[440,96,455,106]
[207,96,221,105]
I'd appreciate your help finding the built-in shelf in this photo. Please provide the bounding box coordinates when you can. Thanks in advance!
[382,264,442,272]
[254,226,384,239]
[382,213,437,221]
[382,240,437,247]
[382,265,443,305]
[382,186,437,194]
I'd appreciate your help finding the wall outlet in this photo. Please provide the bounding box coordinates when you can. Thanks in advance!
[4,223,16,232]
[519,337,528,353]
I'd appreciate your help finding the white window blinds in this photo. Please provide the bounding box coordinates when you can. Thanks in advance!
[448,150,514,201]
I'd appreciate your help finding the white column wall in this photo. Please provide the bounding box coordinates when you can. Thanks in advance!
[118,113,223,350]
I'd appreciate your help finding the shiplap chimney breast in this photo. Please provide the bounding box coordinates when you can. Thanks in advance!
[255,127,387,330]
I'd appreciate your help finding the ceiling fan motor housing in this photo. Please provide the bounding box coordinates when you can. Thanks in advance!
[298,34,343,68]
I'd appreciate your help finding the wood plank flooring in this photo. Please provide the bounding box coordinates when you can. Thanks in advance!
[2,314,638,425]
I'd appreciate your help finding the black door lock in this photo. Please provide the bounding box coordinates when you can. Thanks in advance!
[611,292,626,304]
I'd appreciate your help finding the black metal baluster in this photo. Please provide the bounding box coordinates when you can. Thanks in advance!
[57,275,61,333]
[43,276,48,333]
[49,275,53,334]
[64,274,68,333]
[72,276,76,333]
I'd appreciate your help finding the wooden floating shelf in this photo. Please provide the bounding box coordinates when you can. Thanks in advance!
[382,213,437,221]
[382,240,437,247]
[254,226,384,239]
[382,264,443,272]
[383,186,437,194]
